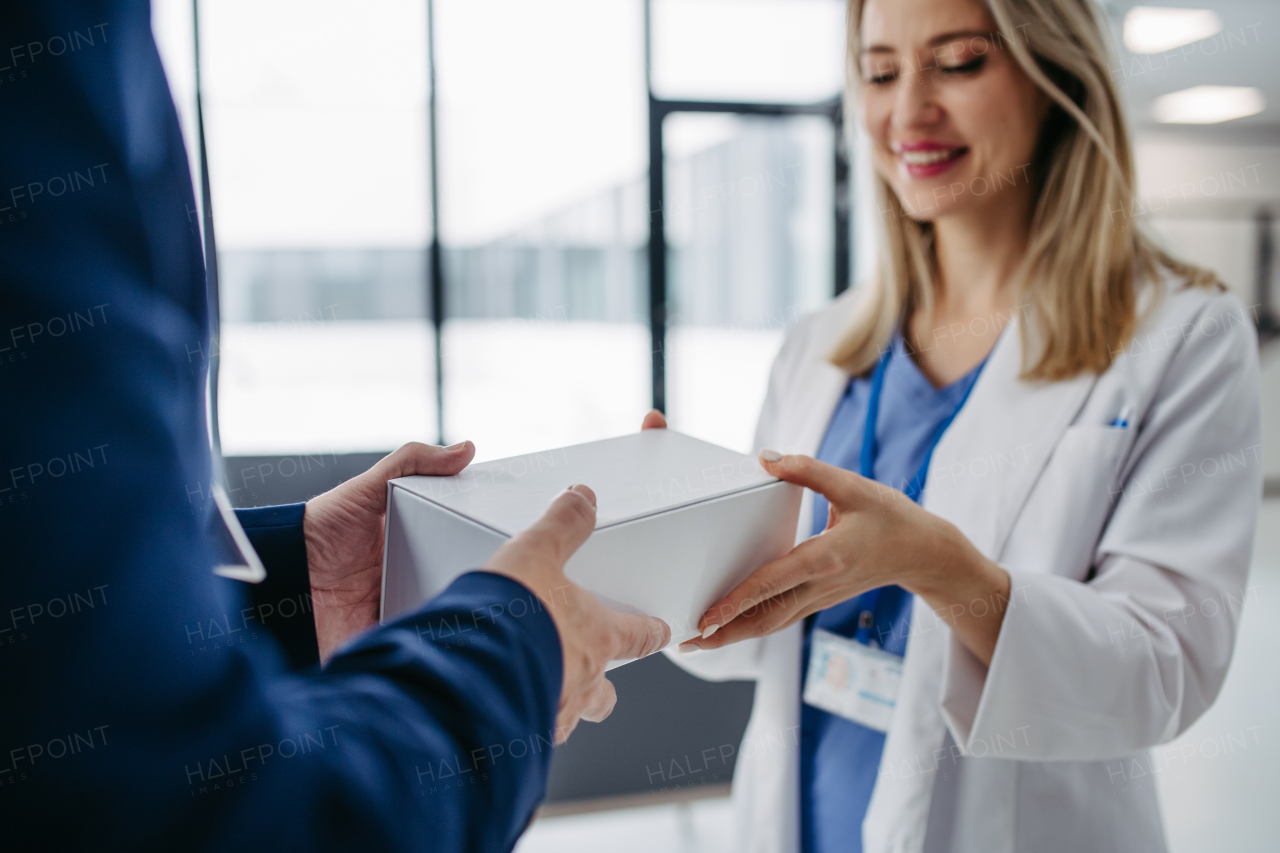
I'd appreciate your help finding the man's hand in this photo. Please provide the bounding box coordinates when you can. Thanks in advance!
[305,441,476,662]
[484,485,671,743]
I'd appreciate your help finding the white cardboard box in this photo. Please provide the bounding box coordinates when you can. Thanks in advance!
[381,429,801,651]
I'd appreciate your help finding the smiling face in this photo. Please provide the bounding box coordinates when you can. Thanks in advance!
[858,0,1050,222]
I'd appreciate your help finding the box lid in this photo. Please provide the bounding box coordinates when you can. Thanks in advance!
[392,429,777,535]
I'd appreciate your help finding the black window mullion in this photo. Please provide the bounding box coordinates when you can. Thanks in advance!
[644,95,847,411]
[426,0,445,445]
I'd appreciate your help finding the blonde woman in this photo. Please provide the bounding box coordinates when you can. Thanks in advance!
[657,0,1263,851]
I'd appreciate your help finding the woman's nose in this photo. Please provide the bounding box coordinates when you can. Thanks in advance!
[891,61,943,132]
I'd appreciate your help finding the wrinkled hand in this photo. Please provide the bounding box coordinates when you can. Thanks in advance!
[679,450,1010,665]
[304,441,476,662]
[484,485,671,743]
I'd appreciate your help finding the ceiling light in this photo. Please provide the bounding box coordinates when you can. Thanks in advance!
[1151,85,1266,124]
[1123,6,1223,54]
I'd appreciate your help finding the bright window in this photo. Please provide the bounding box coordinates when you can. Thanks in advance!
[200,0,436,455]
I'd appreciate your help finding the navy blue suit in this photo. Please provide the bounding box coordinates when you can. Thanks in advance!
[0,3,562,850]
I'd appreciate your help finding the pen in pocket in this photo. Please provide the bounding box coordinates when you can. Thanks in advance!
[1109,405,1133,429]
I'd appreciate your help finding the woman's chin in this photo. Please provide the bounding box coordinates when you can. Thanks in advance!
[890,169,1001,221]
[891,185,967,221]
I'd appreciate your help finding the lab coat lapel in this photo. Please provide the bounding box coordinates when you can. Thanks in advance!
[777,302,859,545]
[786,360,848,459]
[739,332,848,853]
[923,318,1098,559]
[791,302,860,457]
[789,367,847,544]
[868,320,1099,853]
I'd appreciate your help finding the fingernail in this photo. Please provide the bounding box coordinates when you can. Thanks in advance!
[447,440,469,450]
[567,484,597,507]
[760,449,782,463]
[701,623,720,640]
[678,642,700,653]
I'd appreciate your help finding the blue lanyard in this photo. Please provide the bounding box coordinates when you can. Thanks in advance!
[849,343,986,644]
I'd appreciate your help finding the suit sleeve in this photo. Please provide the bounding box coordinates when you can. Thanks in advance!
[939,292,1262,760]
[230,504,321,671]
[0,3,561,851]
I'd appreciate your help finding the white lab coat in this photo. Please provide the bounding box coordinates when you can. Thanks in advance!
[669,275,1262,853]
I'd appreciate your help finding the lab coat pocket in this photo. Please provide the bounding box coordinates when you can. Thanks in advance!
[1017,425,1130,578]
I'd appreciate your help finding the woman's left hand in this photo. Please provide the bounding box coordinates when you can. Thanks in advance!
[680,450,1013,666]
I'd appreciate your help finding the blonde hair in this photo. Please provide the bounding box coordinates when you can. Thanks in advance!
[831,0,1220,381]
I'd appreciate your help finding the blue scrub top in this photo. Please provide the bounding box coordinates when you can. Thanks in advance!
[800,333,986,853]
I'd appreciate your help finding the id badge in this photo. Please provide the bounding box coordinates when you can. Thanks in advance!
[803,628,903,732]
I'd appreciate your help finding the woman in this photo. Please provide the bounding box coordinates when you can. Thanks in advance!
[662,0,1262,851]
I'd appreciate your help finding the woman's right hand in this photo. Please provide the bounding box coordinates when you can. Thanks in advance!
[681,451,1012,666]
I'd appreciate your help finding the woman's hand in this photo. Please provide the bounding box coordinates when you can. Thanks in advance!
[305,441,476,662]
[680,450,1013,666]
[641,409,667,431]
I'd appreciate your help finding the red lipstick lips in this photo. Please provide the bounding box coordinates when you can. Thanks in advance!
[893,141,970,179]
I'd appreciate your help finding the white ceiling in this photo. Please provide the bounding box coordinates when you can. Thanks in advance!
[1101,1,1280,140]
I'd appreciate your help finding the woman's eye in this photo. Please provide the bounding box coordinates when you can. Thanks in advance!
[939,56,985,75]
[864,65,898,85]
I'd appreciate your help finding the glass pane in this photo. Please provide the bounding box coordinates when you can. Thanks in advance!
[651,0,846,103]
[665,113,835,453]
[202,0,436,455]
[436,0,651,461]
